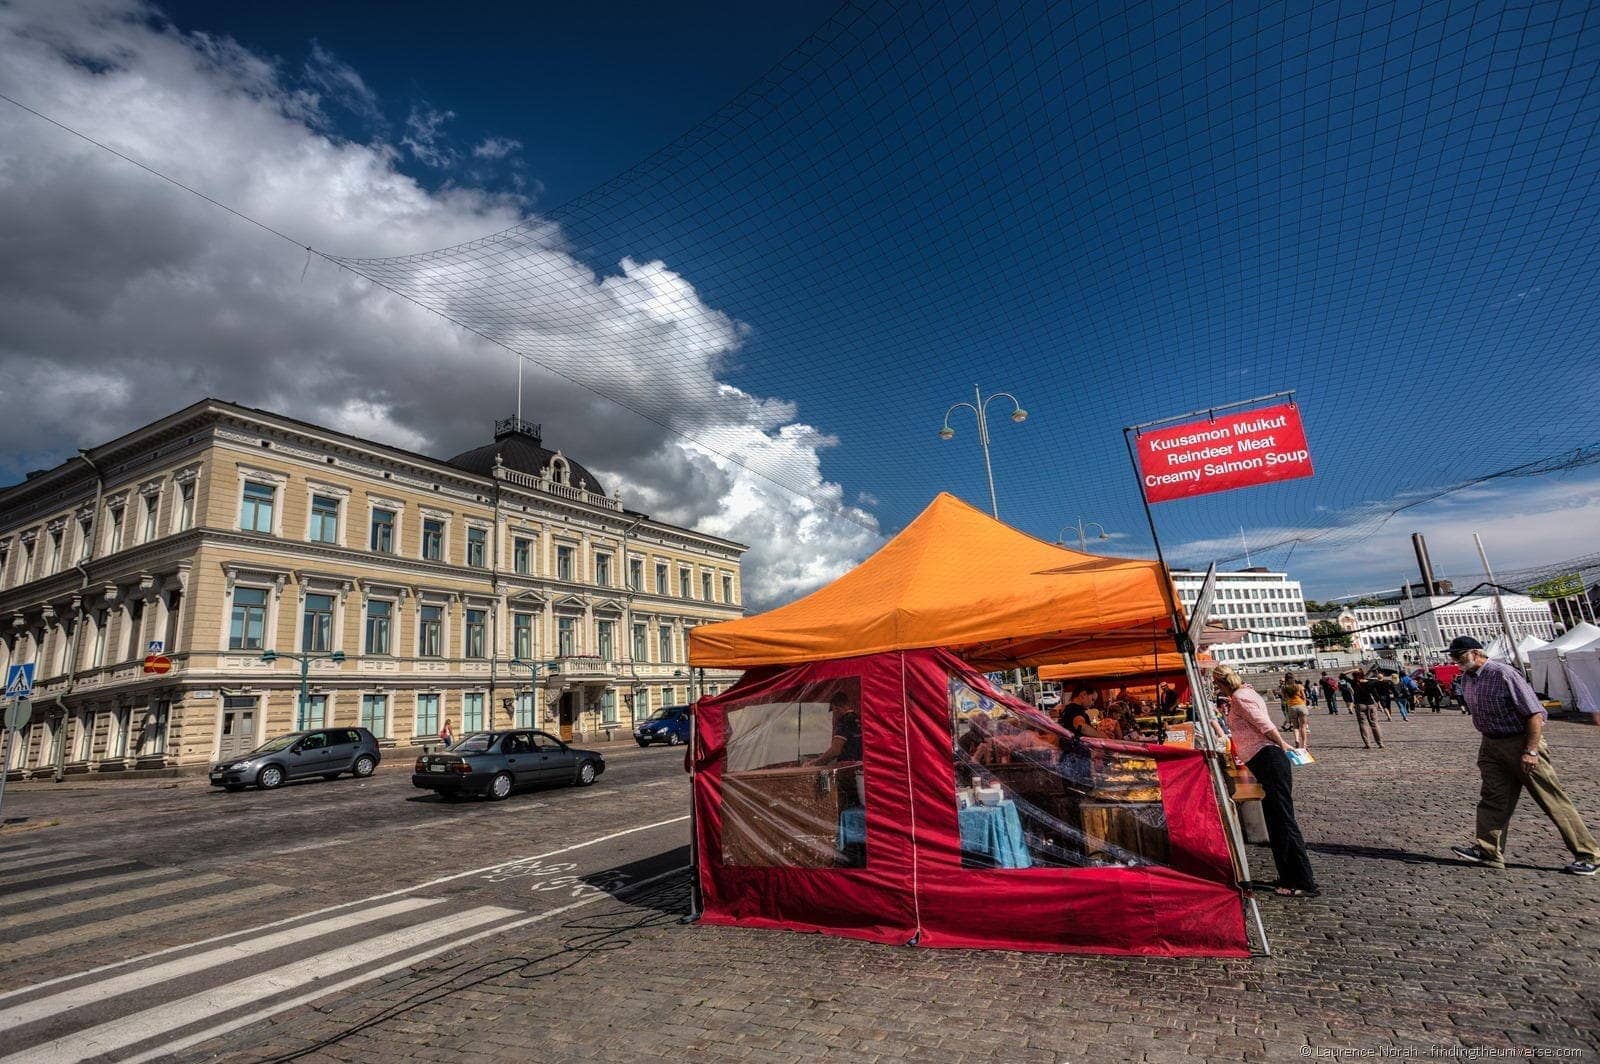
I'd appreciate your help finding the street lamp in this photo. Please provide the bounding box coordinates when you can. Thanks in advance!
[938,384,1028,518]
[509,658,550,725]
[260,648,346,729]
[1057,518,1110,553]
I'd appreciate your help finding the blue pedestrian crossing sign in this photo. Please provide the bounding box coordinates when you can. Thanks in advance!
[4,663,35,701]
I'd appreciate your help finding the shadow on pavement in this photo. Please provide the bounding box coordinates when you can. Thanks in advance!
[1309,840,1559,872]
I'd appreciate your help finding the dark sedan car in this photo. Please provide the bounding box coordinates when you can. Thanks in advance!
[412,729,604,801]
[210,727,381,791]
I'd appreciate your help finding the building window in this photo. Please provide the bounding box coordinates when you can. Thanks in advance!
[594,553,612,587]
[658,624,673,663]
[240,481,275,534]
[679,569,691,598]
[74,712,94,762]
[513,537,534,574]
[48,529,63,574]
[462,692,485,732]
[722,574,734,603]
[78,518,94,561]
[107,507,124,553]
[142,494,160,542]
[178,481,196,532]
[229,587,268,651]
[628,558,643,591]
[108,706,130,759]
[422,518,444,561]
[513,613,533,661]
[416,693,440,737]
[597,620,615,662]
[631,622,647,661]
[558,616,576,657]
[303,593,334,653]
[365,600,393,655]
[310,495,340,543]
[556,545,575,581]
[91,608,108,668]
[465,609,486,658]
[698,572,711,601]
[164,590,183,653]
[467,528,487,568]
[601,689,617,725]
[419,604,444,657]
[370,509,396,553]
[655,563,668,595]
[514,692,536,728]
[360,694,388,738]
[299,694,327,731]
[137,701,169,756]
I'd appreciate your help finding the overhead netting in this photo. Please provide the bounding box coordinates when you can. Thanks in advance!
[329,0,1600,567]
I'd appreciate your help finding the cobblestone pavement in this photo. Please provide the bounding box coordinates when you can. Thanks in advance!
[2,713,1597,1062]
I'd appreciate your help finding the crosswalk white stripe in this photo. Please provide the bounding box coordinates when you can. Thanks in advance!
[0,866,174,909]
[8,904,522,1064]
[0,883,290,964]
[114,864,690,1064]
[0,851,86,872]
[0,872,234,934]
[0,896,443,1031]
[0,813,688,1005]
[0,855,128,886]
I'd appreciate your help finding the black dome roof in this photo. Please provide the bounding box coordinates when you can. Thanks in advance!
[446,418,608,497]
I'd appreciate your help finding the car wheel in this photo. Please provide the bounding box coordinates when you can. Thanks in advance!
[577,761,598,786]
[352,755,376,778]
[666,732,684,746]
[257,765,285,790]
[488,772,513,801]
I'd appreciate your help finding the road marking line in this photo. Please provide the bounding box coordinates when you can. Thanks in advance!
[0,855,128,886]
[0,867,174,909]
[0,814,688,1004]
[0,851,86,872]
[0,897,443,1031]
[114,867,691,1064]
[0,883,288,964]
[9,904,523,1064]
[0,873,234,934]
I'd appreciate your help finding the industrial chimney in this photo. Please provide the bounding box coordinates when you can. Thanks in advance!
[1411,532,1439,596]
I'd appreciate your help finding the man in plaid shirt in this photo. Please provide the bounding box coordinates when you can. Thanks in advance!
[1447,636,1598,875]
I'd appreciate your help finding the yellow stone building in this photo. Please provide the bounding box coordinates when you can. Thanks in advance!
[0,400,745,777]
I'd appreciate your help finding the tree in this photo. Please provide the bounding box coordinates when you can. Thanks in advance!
[1311,620,1353,650]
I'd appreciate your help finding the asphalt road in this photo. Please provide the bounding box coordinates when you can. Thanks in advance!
[0,742,693,1062]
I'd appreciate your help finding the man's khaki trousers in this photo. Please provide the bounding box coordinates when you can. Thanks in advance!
[1475,735,1599,864]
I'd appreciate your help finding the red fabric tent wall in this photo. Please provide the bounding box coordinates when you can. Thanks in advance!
[691,648,1247,956]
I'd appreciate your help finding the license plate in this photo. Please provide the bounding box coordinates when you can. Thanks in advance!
[428,764,447,773]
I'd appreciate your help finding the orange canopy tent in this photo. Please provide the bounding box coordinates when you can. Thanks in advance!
[689,492,1182,670]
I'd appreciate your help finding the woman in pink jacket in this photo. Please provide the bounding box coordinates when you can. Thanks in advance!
[1213,665,1319,897]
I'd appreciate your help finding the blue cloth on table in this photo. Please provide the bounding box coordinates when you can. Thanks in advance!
[837,801,1032,868]
[960,800,1033,869]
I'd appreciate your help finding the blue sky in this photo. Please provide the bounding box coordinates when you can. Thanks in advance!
[3,0,1599,604]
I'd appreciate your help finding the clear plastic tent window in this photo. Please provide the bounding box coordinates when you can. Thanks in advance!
[950,678,1170,870]
[721,678,866,868]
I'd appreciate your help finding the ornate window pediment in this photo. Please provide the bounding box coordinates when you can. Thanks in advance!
[552,594,587,613]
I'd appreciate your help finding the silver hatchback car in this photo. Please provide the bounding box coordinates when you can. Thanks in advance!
[209,727,381,791]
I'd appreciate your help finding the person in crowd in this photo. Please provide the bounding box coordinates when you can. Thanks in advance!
[807,691,862,766]
[1320,671,1340,713]
[1422,670,1446,712]
[1277,672,1309,751]
[1373,673,1396,721]
[1397,671,1418,719]
[1057,687,1103,738]
[439,716,454,749]
[1338,673,1355,707]
[957,710,994,761]
[1445,636,1597,876]
[1348,668,1384,749]
[1304,679,1320,710]
[1211,665,1319,897]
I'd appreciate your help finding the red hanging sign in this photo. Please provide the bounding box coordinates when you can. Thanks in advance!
[1136,402,1313,503]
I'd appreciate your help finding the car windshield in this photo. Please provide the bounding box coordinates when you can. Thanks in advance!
[449,733,500,754]
[251,734,301,754]
[647,708,682,721]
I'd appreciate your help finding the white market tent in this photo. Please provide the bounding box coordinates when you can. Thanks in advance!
[1529,623,1600,711]
[1485,634,1548,662]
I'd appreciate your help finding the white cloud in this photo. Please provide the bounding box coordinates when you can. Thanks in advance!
[303,41,380,122]
[471,136,521,160]
[401,102,456,167]
[0,0,879,609]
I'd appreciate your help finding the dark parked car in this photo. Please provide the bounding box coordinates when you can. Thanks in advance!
[412,730,604,801]
[210,727,381,791]
[633,704,691,747]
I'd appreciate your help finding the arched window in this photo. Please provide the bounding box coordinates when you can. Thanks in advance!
[548,455,571,486]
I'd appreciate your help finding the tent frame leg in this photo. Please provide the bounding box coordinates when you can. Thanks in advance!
[685,700,703,924]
